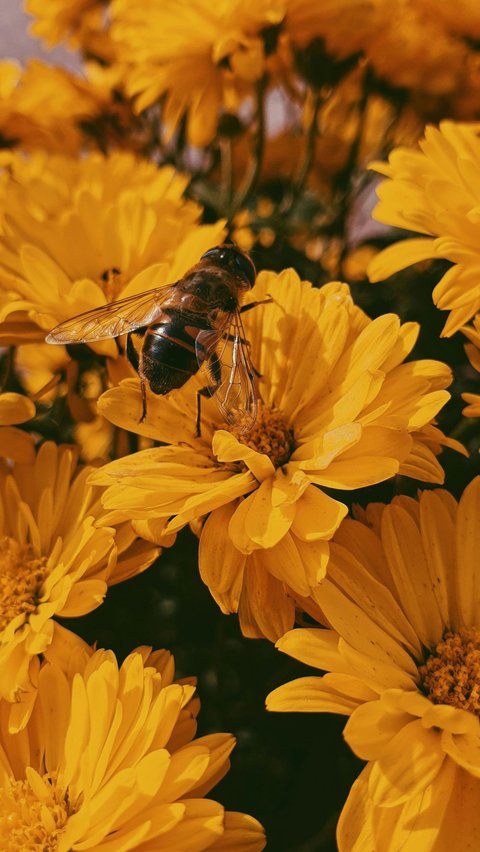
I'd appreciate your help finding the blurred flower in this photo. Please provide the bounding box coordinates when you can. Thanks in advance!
[0,642,265,850]
[0,441,158,730]
[284,0,479,108]
[90,269,457,639]
[0,60,101,154]
[0,150,226,351]
[268,479,480,850]
[0,391,35,463]
[26,0,116,62]
[110,0,285,146]
[368,121,480,336]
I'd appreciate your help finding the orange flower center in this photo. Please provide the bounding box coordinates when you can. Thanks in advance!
[419,628,480,715]
[0,772,69,851]
[0,537,48,633]
[226,401,294,467]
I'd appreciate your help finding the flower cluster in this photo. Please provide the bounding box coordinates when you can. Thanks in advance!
[268,479,480,850]
[2,0,480,847]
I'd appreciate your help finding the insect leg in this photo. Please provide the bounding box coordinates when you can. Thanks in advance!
[239,295,273,314]
[126,332,139,371]
[196,351,222,437]
[140,378,147,422]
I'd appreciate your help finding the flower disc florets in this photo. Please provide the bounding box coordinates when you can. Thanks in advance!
[0,538,48,633]
[226,401,294,468]
[419,628,480,715]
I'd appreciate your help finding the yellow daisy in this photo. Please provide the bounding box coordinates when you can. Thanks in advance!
[0,150,226,349]
[368,121,480,337]
[0,441,158,730]
[110,0,285,146]
[268,478,480,850]
[337,759,480,851]
[284,0,476,101]
[0,642,266,850]
[459,314,480,418]
[26,0,116,62]
[0,391,35,463]
[0,59,101,155]
[90,268,458,640]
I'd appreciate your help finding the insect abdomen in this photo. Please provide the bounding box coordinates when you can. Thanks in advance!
[141,315,209,395]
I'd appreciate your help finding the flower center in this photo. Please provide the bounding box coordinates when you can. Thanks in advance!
[99,267,123,302]
[419,628,480,715]
[0,772,69,851]
[226,401,294,468]
[0,537,48,633]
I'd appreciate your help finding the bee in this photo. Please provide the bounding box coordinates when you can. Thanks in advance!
[46,245,268,434]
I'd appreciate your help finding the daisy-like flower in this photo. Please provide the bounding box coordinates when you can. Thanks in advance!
[110,0,285,146]
[460,313,480,418]
[0,391,35,463]
[89,268,459,641]
[26,0,116,62]
[0,150,226,348]
[0,59,102,155]
[0,642,266,850]
[0,441,158,730]
[267,478,480,850]
[368,121,480,337]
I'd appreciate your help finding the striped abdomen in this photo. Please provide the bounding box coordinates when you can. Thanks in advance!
[137,311,212,395]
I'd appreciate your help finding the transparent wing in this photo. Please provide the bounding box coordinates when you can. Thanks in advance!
[196,311,257,432]
[45,284,177,343]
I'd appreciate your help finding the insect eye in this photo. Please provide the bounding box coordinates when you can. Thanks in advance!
[232,250,256,286]
[201,247,223,262]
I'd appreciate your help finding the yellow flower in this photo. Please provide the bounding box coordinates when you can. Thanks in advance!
[90,269,457,640]
[0,392,35,463]
[368,121,480,336]
[285,0,477,103]
[26,0,116,61]
[0,642,266,850]
[284,0,378,55]
[0,59,102,155]
[0,441,158,730]
[268,478,480,850]
[459,314,480,417]
[110,0,285,146]
[0,150,226,348]
[337,759,480,851]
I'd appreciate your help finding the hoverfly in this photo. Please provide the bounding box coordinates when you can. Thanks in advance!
[46,245,267,434]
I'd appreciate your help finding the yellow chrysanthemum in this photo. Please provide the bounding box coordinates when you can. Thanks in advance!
[0,441,158,730]
[284,0,479,105]
[0,392,35,464]
[89,268,459,641]
[26,0,116,62]
[368,121,480,337]
[460,314,480,417]
[0,150,226,348]
[0,60,103,155]
[110,0,285,146]
[0,642,266,850]
[268,478,480,851]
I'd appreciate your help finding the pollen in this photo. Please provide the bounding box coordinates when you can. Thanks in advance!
[419,628,480,715]
[227,401,294,468]
[0,537,48,634]
[0,772,70,851]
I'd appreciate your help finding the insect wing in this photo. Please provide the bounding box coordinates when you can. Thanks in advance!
[45,284,176,344]
[196,311,257,432]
